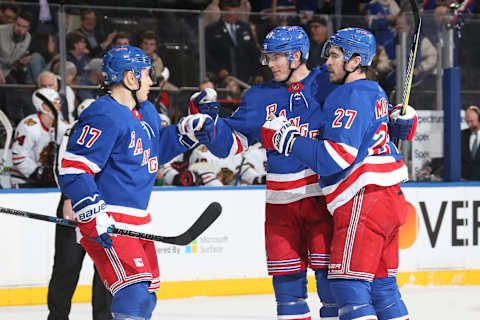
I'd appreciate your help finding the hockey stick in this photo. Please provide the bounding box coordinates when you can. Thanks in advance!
[400,0,422,116]
[0,110,12,172]
[394,0,422,146]
[0,201,222,245]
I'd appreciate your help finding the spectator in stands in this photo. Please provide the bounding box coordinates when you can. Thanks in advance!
[0,10,33,125]
[50,63,77,122]
[462,106,480,180]
[75,9,117,58]
[77,58,103,102]
[111,30,131,47]
[37,70,58,90]
[383,13,438,92]
[203,0,251,27]
[222,76,242,100]
[138,29,166,81]
[366,44,392,84]
[205,0,260,84]
[307,16,328,69]
[0,3,18,25]
[66,32,90,77]
[139,29,178,114]
[364,0,399,53]
[11,88,68,188]
[0,10,33,84]
[26,32,57,84]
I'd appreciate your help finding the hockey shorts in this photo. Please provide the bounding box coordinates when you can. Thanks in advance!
[81,235,160,295]
[328,184,407,281]
[265,196,333,275]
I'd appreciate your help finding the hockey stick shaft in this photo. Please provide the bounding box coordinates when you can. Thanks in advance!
[0,201,222,245]
[394,0,422,146]
[0,110,13,171]
[400,0,422,116]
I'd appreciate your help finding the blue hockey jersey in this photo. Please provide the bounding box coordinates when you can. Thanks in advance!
[207,65,337,204]
[58,95,187,232]
[291,79,408,212]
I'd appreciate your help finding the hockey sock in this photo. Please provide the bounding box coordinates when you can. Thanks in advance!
[315,269,339,319]
[330,279,377,320]
[111,282,157,320]
[273,271,311,319]
[371,277,409,320]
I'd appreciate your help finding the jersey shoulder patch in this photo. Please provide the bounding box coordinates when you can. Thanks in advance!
[24,118,37,126]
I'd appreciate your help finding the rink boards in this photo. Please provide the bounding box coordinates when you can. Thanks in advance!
[0,183,479,306]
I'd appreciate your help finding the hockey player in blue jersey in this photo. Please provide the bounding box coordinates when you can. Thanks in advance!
[192,26,339,320]
[57,45,214,320]
[261,28,413,320]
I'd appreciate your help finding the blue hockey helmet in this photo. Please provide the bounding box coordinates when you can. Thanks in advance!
[261,26,310,65]
[102,45,154,84]
[322,27,376,66]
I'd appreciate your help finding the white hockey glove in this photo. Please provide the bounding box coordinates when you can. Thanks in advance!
[261,115,300,156]
[388,104,418,141]
[74,198,115,249]
[177,114,215,148]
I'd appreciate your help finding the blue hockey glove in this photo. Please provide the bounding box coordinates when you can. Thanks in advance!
[177,114,214,148]
[261,115,300,156]
[388,104,418,141]
[189,88,219,119]
[194,116,215,145]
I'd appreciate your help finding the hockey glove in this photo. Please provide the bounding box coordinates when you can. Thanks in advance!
[388,104,418,141]
[189,88,219,120]
[261,115,300,156]
[74,198,115,249]
[30,165,57,187]
[177,114,214,148]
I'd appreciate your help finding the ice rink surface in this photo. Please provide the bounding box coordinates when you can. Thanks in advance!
[1,285,479,319]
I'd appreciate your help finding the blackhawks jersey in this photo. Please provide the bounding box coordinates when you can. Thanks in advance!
[12,113,69,184]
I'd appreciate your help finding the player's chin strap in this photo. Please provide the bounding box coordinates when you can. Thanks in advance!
[121,78,141,108]
[340,56,361,84]
[282,59,305,84]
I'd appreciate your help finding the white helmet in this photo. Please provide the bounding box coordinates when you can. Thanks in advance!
[77,98,95,116]
[32,88,60,115]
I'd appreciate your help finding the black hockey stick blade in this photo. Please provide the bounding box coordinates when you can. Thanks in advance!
[108,201,222,245]
[0,201,222,246]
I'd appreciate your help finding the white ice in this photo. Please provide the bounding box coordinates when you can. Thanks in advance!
[0,286,479,319]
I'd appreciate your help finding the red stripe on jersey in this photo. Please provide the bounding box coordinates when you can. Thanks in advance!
[325,160,404,204]
[61,159,95,176]
[234,134,244,155]
[110,212,152,225]
[12,156,26,161]
[267,174,318,191]
[326,140,356,165]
